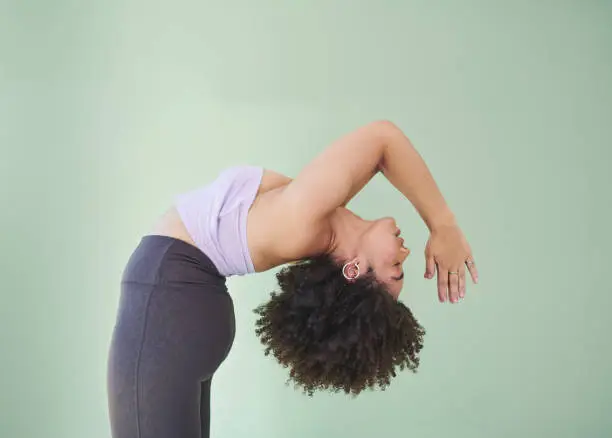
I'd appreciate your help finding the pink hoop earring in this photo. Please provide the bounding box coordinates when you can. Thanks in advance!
[342,261,360,281]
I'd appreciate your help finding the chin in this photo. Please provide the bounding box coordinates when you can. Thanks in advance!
[387,289,401,301]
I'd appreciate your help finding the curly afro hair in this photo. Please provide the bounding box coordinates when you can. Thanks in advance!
[254,254,425,396]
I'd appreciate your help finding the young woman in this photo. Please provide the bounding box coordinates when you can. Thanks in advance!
[107,120,478,438]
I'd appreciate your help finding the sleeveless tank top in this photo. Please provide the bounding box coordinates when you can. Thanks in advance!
[174,165,264,277]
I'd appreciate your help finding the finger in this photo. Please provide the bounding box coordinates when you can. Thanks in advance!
[466,258,479,284]
[459,265,467,299]
[448,269,460,303]
[425,256,435,279]
[437,264,448,303]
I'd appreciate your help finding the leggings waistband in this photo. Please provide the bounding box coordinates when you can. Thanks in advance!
[121,235,227,288]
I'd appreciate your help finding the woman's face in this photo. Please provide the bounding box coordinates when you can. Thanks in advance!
[360,217,411,299]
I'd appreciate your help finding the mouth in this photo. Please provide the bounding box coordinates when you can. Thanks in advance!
[395,228,407,249]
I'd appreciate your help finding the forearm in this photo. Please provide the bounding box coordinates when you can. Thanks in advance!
[379,124,456,231]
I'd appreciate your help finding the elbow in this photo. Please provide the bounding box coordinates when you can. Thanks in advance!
[369,120,400,172]
[370,119,403,146]
[370,119,399,134]
[373,119,398,128]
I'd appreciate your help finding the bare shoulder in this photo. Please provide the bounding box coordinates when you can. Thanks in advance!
[247,171,332,272]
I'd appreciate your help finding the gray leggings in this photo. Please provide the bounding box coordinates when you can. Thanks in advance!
[107,235,235,438]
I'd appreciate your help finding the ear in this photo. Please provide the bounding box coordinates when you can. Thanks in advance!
[342,259,361,281]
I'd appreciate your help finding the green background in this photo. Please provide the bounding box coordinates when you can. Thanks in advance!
[2,1,611,437]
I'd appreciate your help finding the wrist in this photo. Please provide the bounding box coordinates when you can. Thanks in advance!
[427,210,457,232]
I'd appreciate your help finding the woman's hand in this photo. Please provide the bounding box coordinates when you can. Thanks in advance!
[424,224,478,303]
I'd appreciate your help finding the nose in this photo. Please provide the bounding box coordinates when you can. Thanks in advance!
[380,217,396,226]
[400,246,410,260]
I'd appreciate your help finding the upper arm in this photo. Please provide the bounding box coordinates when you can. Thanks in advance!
[257,169,293,195]
[257,168,359,208]
[278,121,396,224]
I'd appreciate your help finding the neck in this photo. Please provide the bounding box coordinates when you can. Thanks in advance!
[326,208,370,262]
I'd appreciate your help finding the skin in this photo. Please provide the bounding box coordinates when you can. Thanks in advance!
[152,120,478,303]
[326,209,410,299]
